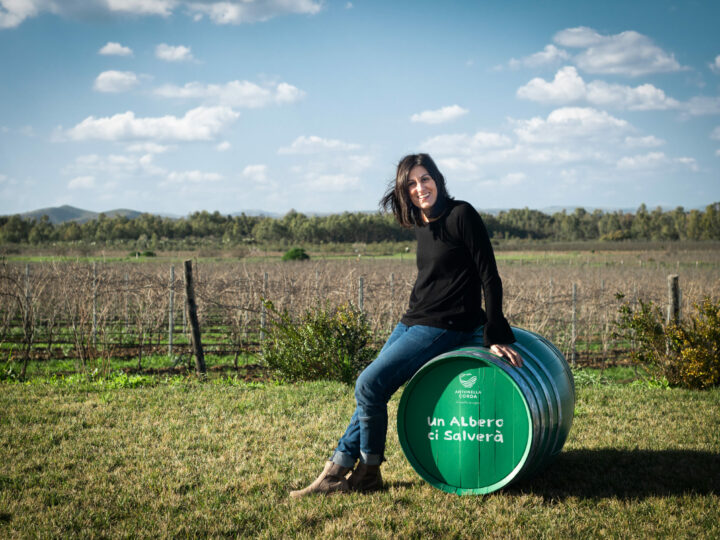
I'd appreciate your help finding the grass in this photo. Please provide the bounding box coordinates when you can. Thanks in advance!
[1,373,718,538]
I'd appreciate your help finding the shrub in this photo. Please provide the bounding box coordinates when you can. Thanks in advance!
[615,295,720,389]
[128,250,156,257]
[261,300,375,384]
[281,247,309,261]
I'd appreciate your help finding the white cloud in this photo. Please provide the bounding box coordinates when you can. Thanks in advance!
[278,135,360,154]
[166,170,223,183]
[410,105,468,124]
[99,42,133,56]
[421,132,512,156]
[66,153,165,177]
[553,27,687,77]
[155,80,304,107]
[617,153,698,172]
[68,175,96,189]
[517,66,680,110]
[216,141,231,151]
[517,66,585,103]
[625,135,665,148]
[675,157,699,171]
[187,0,322,24]
[712,55,720,74]
[0,0,42,29]
[617,152,667,170]
[275,82,305,104]
[711,127,720,140]
[507,44,570,69]
[93,70,140,93]
[126,142,172,153]
[155,43,194,62]
[513,107,630,144]
[107,0,174,15]
[2,0,323,28]
[242,164,268,182]
[683,96,720,116]
[66,106,239,141]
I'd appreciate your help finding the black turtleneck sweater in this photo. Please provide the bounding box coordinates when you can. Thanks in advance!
[400,199,515,346]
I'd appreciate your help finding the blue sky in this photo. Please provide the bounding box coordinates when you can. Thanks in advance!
[1,0,719,216]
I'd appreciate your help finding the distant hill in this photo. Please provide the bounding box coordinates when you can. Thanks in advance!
[18,205,143,224]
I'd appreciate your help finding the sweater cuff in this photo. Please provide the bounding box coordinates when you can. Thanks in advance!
[483,318,516,347]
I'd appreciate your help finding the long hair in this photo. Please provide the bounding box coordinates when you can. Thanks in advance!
[380,153,452,228]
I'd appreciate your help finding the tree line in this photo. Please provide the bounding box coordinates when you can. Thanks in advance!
[1,203,719,245]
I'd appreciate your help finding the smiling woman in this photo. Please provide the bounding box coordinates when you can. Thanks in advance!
[290,153,521,498]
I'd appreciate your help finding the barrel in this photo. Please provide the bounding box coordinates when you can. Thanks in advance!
[396,326,575,495]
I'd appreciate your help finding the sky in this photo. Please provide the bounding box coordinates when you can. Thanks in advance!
[1,0,719,217]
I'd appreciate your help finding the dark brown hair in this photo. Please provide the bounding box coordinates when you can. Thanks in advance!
[380,153,451,228]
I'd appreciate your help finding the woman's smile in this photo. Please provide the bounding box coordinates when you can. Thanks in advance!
[408,165,437,216]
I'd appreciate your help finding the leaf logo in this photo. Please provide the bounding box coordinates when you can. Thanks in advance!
[459,373,477,388]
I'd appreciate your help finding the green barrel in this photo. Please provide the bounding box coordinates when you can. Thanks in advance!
[397,326,574,495]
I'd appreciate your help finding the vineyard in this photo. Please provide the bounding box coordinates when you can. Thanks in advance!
[1,247,719,375]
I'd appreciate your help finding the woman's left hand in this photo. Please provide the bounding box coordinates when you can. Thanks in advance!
[490,344,523,368]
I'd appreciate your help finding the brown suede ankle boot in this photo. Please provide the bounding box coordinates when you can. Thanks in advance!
[348,463,383,492]
[289,461,351,498]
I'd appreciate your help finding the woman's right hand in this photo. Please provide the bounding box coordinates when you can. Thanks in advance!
[490,344,523,368]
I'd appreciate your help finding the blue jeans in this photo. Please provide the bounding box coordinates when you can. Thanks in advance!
[331,322,473,467]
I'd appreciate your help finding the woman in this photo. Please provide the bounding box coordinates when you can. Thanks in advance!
[290,153,521,498]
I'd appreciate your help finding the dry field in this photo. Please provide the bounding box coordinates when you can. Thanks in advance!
[1,247,719,371]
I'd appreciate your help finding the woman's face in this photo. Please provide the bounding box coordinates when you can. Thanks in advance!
[407,165,437,215]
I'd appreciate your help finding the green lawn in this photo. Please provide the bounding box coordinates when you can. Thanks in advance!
[1,375,718,538]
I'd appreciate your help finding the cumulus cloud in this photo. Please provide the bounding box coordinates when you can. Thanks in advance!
[216,141,231,151]
[617,152,667,170]
[99,42,133,56]
[93,70,140,93]
[1,0,323,28]
[712,126,720,140]
[126,142,172,153]
[165,170,223,183]
[616,152,698,172]
[517,66,680,110]
[65,153,165,178]
[68,175,96,189]
[187,0,321,24]
[410,105,469,124]
[155,80,304,107]
[420,132,512,156]
[513,107,630,144]
[242,164,268,182]
[552,27,686,77]
[683,96,720,116]
[107,0,174,15]
[66,106,239,141]
[507,44,570,69]
[712,55,720,74]
[155,43,194,62]
[277,135,360,154]
[0,0,42,29]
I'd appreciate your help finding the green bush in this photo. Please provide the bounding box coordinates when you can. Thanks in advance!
[260,300,375,384]
[281,247,309,261]
[615,295,720,389]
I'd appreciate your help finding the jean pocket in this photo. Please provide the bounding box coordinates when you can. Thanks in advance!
[404,325,450,348]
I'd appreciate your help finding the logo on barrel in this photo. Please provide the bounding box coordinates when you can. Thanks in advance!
[459,373,477,388]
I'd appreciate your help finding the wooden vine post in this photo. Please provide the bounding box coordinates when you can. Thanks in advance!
[184,260,206,376]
